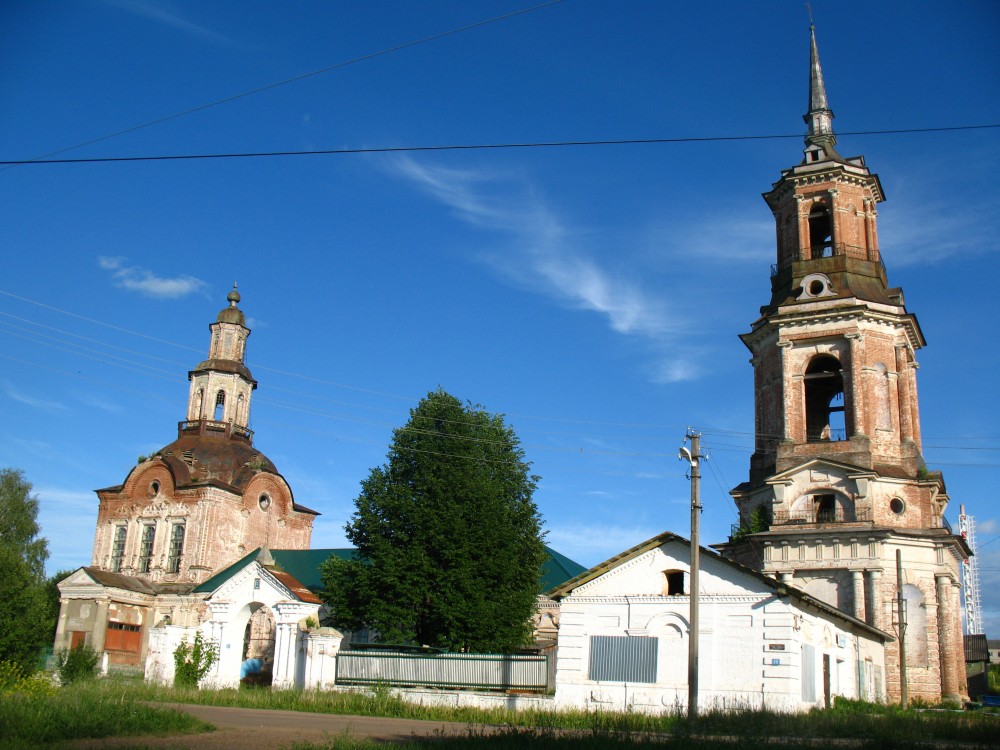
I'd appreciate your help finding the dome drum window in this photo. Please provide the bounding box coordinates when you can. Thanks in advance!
[147,480,160,498]
[890,497,906,515]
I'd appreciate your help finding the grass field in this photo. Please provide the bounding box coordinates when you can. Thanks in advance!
[4,674,999,748]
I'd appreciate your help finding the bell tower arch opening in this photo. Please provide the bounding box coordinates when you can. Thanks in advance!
[807,203,833,258]
[804,355,846,442]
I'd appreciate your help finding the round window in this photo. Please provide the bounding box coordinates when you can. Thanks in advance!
[258,493,271,511]
[148,480,160,498]
[890,497,905,515]
[809,280,825,296]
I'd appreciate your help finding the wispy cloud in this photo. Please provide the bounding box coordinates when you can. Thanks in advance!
[546,522,661,567]
[387,156,697,381]
[3,382,68,413]
[77,392,124,414]
[876,150,999,268]
[98,257,207,299]
[99,0,239,46]
[879,202,994,268]
[979,518,998,535]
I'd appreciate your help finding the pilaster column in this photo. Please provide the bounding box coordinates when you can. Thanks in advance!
[852,570,866,623]
[92,600,110,653]
[827,188,840,255]
[895,345,914,443]
[795,194,808,260]
[845,333,864,438]
[907,361,922,452]
[867,569,883,630]
[863,198,875,260]
[778,341,794,441]
[935,575,960,701]
[54,596,70,650]
[272,602,318,689]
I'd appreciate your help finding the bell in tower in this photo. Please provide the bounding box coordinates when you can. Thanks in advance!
[715,26,970,705]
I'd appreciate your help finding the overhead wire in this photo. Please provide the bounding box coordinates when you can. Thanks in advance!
[7,0,568,168]
[1,296,997,464]
[3,124,999,167]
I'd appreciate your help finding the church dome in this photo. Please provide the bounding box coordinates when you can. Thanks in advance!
[153,432,278,491]
[216,284,246,326]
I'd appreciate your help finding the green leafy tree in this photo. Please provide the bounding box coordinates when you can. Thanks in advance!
[321,389,547,653]
[0,469,52,673]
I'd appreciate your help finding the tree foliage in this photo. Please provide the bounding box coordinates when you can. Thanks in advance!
[0,469,52,673]
[321,390,547,653]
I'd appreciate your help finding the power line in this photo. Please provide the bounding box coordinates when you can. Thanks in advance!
[10,0,567,168]
[1,307,997,457]
[4,124,998,167]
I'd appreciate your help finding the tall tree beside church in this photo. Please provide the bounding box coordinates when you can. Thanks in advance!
[321,390,547,652]
[0,468,53,672]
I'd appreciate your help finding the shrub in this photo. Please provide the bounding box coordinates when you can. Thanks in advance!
[173,632,218,688]
[0,659,57,697]
[56,643,100,684]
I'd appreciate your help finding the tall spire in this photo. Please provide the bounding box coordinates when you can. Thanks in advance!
[802,25,841,162]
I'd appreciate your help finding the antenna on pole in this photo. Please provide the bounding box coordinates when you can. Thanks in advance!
[679,429,703,720]
[959,504,984,635]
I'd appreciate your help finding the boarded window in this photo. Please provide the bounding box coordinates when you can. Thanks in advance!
[588,636,657,683]
[802,643,817,702]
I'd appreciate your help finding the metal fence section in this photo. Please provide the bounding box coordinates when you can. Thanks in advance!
[335,650,549,692]
[588,635,658,683]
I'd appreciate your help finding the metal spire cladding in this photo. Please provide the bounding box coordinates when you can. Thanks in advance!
[803,25,841,161]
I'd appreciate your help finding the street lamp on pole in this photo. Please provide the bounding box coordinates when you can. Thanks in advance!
[679,430,702,720]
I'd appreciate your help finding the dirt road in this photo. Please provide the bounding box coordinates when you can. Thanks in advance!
[66,703,496,748]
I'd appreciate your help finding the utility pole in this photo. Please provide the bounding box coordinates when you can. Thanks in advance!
[896,549,908,708]
[679,430,702,720]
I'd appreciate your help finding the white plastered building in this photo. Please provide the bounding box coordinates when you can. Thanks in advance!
[548,532,889,713]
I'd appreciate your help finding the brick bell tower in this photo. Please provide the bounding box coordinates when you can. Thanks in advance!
[715,27,969,704]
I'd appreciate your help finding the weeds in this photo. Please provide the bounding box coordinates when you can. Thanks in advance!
[55,642,100,684]
[0,660,57,698]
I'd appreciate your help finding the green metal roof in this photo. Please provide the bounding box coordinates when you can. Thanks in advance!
[193,545,583,597]
[270,548,357,591]
[540,544,588,592]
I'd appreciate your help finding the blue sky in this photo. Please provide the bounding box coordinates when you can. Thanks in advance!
[2,1,999,632]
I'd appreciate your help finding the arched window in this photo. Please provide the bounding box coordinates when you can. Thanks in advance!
[805,355,846,442]
[663,570,685,596]
[808,203,833,259]
[110,525,127,572]
[138,523,156,573]
[214,390,226,422]
[167,524,185,574]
